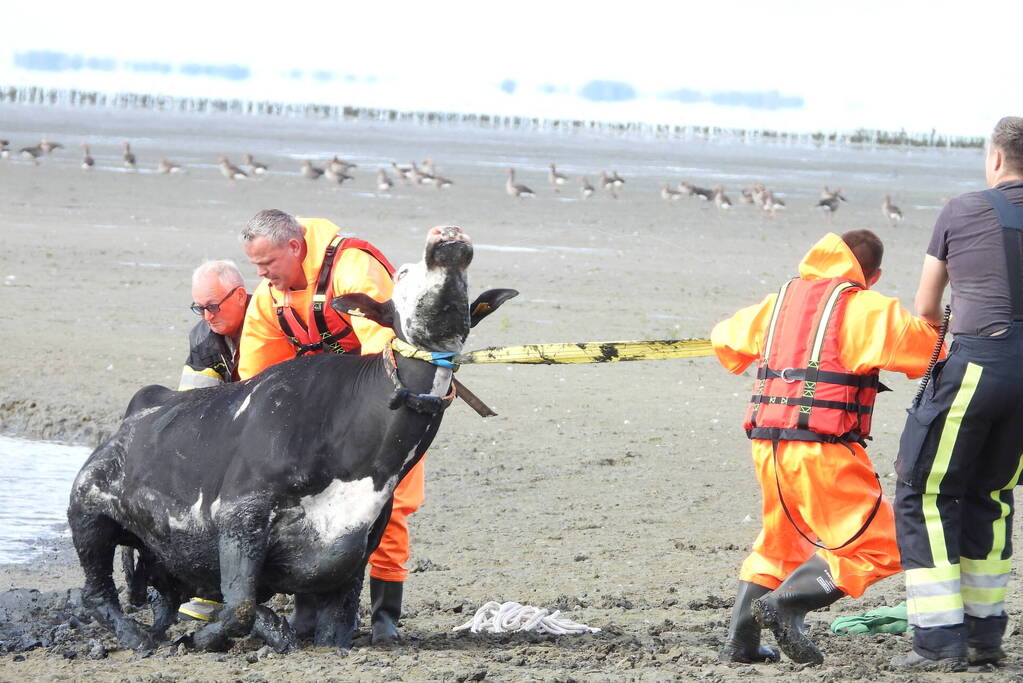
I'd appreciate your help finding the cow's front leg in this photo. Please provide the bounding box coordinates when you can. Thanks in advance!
[313,573,364,651]
[193,534,264,651]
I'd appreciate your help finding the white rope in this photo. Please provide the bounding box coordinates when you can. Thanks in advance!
[453,601,600,635]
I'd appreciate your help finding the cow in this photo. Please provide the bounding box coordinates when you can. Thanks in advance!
[68,226,517,653]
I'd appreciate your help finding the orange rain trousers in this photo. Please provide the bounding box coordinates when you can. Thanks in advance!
[369,458,425,582]
[740,438,901,598]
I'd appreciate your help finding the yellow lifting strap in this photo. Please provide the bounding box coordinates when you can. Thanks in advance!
[454,338,714,365]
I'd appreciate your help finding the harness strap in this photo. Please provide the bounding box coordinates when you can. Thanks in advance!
[749,394,873,414]
[748,427,866,445]
[382,340,456,414]
[982,189,1023,319]
[757,365,879,389]
[770,438,883,551]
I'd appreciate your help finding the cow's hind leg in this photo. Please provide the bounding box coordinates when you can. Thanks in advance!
[71,511,153,650]
[313,573,365,651]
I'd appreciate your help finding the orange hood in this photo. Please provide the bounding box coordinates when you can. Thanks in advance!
[797,232,867,287]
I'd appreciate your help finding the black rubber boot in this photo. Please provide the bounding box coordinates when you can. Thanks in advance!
[752,555,844,665]
[719,581,781,663]
[370,578,403,645]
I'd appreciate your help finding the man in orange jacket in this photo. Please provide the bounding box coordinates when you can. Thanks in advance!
[238,208,423,645]
[711,230,940,665]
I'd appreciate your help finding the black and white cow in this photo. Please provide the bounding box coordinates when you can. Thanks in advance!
[68,226,516,652]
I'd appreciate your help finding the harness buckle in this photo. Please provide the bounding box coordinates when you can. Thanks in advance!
[779,367,797,383]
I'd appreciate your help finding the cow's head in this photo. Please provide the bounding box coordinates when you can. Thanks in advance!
[331,226,517,352]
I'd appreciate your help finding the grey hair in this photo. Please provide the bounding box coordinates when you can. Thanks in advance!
[240,208,303,246]
[192,260,244,290]
[992,116,1023,171]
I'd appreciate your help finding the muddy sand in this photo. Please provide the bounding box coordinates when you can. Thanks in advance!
[0,103,1016,681]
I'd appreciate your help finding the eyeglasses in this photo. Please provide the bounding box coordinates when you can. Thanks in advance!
[190,287,241,316]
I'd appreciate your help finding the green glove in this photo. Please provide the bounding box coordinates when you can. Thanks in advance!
[830,602,911,635]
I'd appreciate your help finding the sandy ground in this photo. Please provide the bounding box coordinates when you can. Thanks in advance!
[0,103,1018,681]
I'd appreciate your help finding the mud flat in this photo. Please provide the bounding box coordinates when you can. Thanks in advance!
[1,103,1017,680]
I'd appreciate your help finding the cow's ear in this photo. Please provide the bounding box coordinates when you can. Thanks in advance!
[469,289,519,328]
[330,294,396,329]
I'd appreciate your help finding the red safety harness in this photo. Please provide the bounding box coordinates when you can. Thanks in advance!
[745,276,884,550]
[744,277,880,444]
[272,235,395,357]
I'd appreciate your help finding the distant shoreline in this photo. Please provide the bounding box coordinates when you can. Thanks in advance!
[0,84,986,150]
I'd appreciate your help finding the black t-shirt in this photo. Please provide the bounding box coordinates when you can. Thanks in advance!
[927,180,1023,335]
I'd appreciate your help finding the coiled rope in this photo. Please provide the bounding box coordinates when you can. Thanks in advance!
[453,601,600,635]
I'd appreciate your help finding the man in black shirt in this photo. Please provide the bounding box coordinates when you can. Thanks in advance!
[179,260,250,390]
[893,116,1023,670]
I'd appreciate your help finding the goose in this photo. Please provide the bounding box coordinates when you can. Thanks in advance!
[376,168,394,193]
[121,142,136,170]
[883,195,903,224]
[817,194,841,218]
[39,139,63,154]
[548,163,567,192]
[580,176,595,199]
[20,144,43,164]
[410,161,434,185]
[422,158,437,176]
[329,156,357,174]
[763,191,786,217]
[739,187,755,204]
[661,182,682,200]
[598,171,618,199]
[691,185,714,201]
[158,158,183,174]
[244,154,267,175]
[219,156,247,180]
[301,160,324,180]
[0,139,9,159]
[80,143,94,170]
[391,162,412,183]
[506,168,534,198]
[677,181,695,198]
[324,164,353,185]
[713,185,733,209]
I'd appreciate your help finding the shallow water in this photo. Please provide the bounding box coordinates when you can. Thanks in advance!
[0,436,90,564]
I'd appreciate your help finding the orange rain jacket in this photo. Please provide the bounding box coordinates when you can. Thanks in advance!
[711,233,939,597]
[238,217,424,583]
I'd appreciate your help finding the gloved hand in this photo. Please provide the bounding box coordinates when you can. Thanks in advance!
[830,602,911,635]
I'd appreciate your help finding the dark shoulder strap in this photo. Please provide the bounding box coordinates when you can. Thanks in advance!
[983,189,1023,318]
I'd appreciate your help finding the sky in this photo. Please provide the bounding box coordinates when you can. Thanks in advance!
[3,0,1020,137]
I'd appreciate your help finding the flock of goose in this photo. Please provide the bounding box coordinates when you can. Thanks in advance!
[2,137,906,223]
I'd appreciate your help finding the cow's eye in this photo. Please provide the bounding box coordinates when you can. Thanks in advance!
[395,266,409,282]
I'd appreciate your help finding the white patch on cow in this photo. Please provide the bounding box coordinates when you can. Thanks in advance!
[392,260,465,352]
[87,483,118,506]
[210,496,222,519]
[300,477,391,544]
[233,394,251,420]
[431,366,453,397]
[168,491,204,531]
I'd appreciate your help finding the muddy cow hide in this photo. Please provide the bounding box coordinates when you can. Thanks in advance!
[67,226,515,653]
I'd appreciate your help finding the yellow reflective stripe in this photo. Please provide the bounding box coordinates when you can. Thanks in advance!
[762,279,794,363]
[962,585,1006,605]
[961,557,1012,576]
[906,564,961,585]
[178,366,224,391]
[923,362,983,566]
[988,456,1023,561]
[908,593,963,615]
[809,282,855,362]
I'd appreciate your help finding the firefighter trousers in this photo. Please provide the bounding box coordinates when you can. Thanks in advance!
[895,324,1023,659]
[369,457,425,582]
[740,438,901,599]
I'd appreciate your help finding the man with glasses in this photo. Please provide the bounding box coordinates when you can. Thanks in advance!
[179,260,250,390]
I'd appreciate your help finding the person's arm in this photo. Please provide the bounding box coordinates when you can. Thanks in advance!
[842,292,939,380]
[332,248,395,355]
[914,254,949,326]
[237,284,296,380]
[710,294,776,374]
